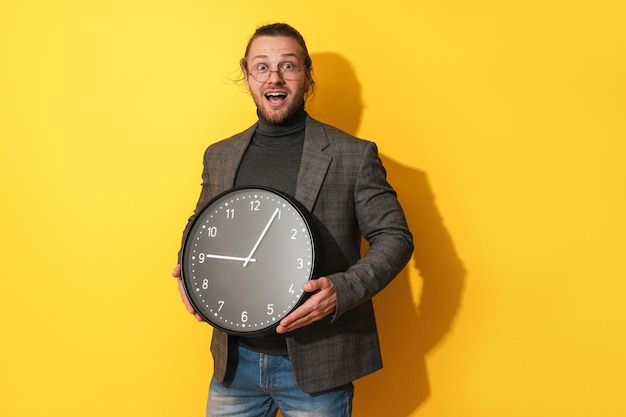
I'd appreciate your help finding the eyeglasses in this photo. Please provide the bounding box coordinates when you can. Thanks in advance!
[248,62,303,82]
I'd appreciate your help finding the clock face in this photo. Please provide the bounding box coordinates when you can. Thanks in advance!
[180,187,317,336]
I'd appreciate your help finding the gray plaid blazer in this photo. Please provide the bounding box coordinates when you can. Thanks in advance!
[181,116,413,393]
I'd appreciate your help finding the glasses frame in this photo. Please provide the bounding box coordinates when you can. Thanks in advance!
[247,62,303,83]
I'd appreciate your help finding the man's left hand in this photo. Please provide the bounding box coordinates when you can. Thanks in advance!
[276,276,336,334]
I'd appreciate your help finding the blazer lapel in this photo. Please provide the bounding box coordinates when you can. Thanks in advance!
[295,117,333,212]
[215,124,257,193]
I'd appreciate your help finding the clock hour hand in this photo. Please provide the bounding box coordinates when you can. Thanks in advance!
[243,207,280,267]
[202,254,256,263]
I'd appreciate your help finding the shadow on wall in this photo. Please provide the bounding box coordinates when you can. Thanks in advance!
[308,52,467,416]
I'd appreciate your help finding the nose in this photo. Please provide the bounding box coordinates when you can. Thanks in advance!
[266,69,285,84]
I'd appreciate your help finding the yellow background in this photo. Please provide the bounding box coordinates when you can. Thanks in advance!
[2,1,625,416]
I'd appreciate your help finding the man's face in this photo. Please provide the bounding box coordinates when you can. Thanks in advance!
[244,36,309,124]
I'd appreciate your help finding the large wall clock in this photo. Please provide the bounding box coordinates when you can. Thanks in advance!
[180,186,318,336]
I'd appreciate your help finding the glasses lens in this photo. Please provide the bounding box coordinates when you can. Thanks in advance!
[281,65,300,80]
[250,68,268,82]
[249,65,301,82]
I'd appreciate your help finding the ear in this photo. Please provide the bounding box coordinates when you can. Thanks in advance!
[240,58,251,90]
[244,71,251,90]
[304,71,313,98]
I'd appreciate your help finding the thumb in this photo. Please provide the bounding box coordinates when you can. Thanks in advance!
[303,277,331,292]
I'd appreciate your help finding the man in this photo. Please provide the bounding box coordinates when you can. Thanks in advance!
[173,23,413,417]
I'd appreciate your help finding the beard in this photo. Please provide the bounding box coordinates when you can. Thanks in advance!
[251,86,307,124]
[259,106,291,124]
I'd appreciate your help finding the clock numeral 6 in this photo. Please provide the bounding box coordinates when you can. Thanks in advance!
[241,311,248,322]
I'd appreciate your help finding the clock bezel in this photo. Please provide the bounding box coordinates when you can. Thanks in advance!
[180,186,319,336]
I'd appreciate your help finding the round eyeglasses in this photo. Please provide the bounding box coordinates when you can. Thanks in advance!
[248,62,302,82]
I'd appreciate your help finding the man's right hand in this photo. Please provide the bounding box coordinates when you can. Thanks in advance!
[172,264,204,322]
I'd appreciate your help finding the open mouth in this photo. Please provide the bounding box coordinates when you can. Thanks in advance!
[265,91,287,104]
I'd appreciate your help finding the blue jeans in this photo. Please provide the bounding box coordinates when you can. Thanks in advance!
[206,346,353,417]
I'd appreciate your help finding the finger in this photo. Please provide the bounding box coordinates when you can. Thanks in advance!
[276,299,319,333]
[276,307,305,332]
[172,264,181,278]
[304,276,334,292]
[177,279,195,313]
[276,317,307,334]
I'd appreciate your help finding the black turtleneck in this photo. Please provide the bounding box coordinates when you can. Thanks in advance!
[234,103,306,355]
[234,104,306,198]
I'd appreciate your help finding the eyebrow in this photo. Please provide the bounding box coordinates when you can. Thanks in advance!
[250,52,300,61]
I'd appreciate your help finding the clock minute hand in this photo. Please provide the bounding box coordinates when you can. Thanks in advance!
[243,207,280,267]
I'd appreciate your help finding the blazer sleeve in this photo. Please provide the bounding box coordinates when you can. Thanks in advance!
[329,141,414,320]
